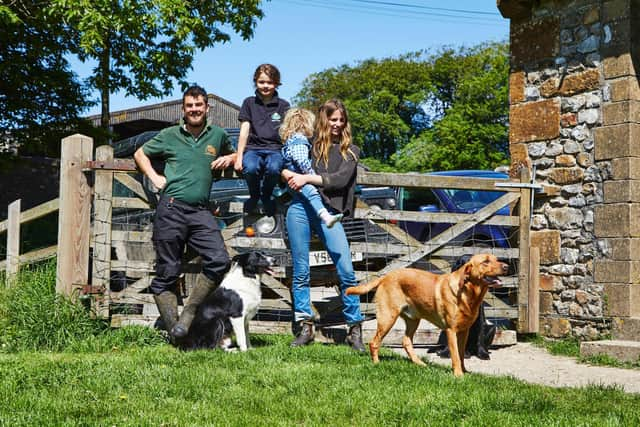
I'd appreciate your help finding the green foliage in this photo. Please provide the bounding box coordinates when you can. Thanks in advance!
[359,157,398,173]
[393,43,509,172]
[0,5,20,24]
[1,336,640,425]
[295,42,509,172]
[1,1,264,151]
[0,261,165,352]
[0,211,58,259]
[527,335,582,358]
[0,3,98,155]
[295,53,431,161]
[46,0,265,129]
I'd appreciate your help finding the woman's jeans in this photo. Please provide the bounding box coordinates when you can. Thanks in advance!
[286,198,364,325]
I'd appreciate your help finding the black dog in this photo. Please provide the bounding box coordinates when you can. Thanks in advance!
[179,251,275,351]
[430,255,497,360]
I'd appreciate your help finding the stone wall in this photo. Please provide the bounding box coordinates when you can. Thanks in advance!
[502,0,640,339]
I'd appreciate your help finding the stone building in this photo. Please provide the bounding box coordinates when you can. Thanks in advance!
[498,0,640,351]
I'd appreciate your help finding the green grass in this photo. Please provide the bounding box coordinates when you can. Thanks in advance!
[524,335,581,358]
[0,260,165,353]
[0,337,639,426]
[526,335,640,370]
[1,336,640,426]
[1,264,640,426]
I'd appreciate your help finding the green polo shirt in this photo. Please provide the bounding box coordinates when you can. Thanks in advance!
[142,123,234,206]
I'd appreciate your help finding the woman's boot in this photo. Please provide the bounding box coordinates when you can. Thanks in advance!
[346,322,366,352]
[171,273,217,339]
[290,320,314,347]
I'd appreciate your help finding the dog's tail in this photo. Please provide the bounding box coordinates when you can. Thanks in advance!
[345,277,383,296]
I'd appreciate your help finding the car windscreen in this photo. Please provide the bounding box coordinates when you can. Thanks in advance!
[399,188,439,211]
[441,189,505,210]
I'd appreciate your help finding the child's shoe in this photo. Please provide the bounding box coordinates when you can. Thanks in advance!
[326,213,343,228]
[319,209,343,228]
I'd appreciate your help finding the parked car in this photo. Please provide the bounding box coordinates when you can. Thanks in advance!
[397,170,511,248]
[355,185,397,210]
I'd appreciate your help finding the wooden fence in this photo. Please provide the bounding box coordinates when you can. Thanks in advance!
[1,134,541,342]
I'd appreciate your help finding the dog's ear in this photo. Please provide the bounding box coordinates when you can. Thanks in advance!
[455,262,473,294]
[232,252,251,265]
[464,262,473,276]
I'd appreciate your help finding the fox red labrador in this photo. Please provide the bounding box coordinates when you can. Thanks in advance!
[346,254,508,377]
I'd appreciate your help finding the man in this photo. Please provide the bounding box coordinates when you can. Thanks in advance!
[134,85,237,341]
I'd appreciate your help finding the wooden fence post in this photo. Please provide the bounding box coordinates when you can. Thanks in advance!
[517,167,533,333]
[92,145,114,317]
[528,247,540,333]
[56,134,93,297]
[6,199,21,286]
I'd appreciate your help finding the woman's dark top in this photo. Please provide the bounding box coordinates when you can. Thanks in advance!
[312,143,359,219]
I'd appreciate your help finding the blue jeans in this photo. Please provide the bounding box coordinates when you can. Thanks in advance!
[242,149,283,214]
[296,184,326,218]
[286,197,364,325]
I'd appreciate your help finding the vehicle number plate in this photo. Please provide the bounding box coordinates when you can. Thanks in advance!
[309,250,363,266]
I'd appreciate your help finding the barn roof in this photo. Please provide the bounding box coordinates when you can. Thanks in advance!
[86,93,240,140]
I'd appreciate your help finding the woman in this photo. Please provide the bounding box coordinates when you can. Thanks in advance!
[282,99,365,352]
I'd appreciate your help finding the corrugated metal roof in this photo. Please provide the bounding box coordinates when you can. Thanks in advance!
[86,93,240,129]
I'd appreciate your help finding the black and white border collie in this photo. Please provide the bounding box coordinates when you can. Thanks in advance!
[181,251,275,351]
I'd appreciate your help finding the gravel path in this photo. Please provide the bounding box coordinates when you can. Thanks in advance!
[392,342,640,394]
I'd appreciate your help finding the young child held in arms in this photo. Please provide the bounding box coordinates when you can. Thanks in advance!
[235,64,290,216]
[280,108,343,228]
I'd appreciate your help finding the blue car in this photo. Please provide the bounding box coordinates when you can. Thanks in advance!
[397,170,511,248]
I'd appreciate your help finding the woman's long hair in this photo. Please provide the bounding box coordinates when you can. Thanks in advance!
[313,99,357,167]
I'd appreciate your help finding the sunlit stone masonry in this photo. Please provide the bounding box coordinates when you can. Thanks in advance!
[498,0,640,340]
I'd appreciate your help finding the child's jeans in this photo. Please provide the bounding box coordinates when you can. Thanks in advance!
[297,184,326,218]
[242,149,283,215]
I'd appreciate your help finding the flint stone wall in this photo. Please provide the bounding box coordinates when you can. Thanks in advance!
[505,0,640,339]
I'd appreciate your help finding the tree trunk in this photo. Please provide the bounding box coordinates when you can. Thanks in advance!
[99,44,111,137]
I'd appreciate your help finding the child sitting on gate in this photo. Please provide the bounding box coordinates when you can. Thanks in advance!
[234,64,290,217]
[279,108,343,228]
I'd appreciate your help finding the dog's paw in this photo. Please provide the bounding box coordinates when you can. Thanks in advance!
[476,348,491,360]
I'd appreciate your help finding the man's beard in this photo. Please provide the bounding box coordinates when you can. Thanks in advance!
[185,113,205,128]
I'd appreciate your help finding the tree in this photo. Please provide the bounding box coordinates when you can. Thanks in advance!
[0,3,96,156]
[294,42,509,172]
[47,0,265,133]
[294,53,431,161]
[392,43,509,172]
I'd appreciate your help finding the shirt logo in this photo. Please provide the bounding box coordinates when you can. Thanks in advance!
[206,145,217,156]
[271,112,281,122]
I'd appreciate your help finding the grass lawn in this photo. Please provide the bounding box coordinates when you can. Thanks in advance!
[1,335,639,427]
[2,262,639,426]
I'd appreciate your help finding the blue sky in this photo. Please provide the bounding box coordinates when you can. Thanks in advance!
[81,0,509,116]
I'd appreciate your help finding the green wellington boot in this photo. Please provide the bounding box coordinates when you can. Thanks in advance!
[153,291,179,334]
[171,273,217,339]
